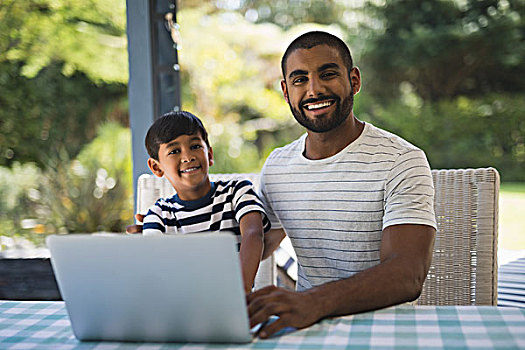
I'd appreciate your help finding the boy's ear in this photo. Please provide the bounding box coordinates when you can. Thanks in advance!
[208,146,214,167]
[147,158,164,178]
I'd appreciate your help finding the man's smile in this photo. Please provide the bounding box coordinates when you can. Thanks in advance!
[303,99,334,111]
[301,96,337,115]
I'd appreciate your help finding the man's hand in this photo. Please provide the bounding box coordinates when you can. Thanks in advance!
[247,285,321,339]
[125,214,145,234]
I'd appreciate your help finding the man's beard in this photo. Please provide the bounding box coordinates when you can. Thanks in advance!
[289,91,354,133]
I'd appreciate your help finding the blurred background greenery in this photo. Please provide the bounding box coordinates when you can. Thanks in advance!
[0,0,523,250]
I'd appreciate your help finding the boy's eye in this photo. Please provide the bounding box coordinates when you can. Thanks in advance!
[191,144,203,150]
[168,149,180,155]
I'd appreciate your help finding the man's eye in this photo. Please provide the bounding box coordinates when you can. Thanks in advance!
[321,72,337,79]
[293,77,306,85]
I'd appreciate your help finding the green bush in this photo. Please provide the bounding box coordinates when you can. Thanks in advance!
[0,122,133,250]
[0,162,43,246]
[357,93,525,182]
[37,122,133,233]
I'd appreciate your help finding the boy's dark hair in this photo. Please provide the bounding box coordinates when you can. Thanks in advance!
[281,31,354,81]
[145,111,210,160]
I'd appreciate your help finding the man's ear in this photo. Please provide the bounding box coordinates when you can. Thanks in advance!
[350,66,361,95]
[280,79,289,103]
[147,158,164,178]
[208,146,214,167]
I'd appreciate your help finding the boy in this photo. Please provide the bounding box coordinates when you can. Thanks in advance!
[142,111,270,293]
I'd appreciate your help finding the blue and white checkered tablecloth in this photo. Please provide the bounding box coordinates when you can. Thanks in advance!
[1,301,524,349]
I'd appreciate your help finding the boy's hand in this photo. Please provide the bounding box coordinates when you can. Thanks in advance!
[125,214,145,234]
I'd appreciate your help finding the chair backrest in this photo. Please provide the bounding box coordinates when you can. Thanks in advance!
[417,168,500,305]
[136,173,275,290]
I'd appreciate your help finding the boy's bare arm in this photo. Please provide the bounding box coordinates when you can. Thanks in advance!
[261,229,285,260]
[239,212,265,293]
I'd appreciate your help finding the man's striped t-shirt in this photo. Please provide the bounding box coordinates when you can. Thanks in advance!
[259,122,437,291]
[143,179,271,245]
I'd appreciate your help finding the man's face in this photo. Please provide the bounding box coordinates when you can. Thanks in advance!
[149,132,214,201]
[281,45,355,133]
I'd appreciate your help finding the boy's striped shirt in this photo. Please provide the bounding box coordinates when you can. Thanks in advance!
[143,179,270,246]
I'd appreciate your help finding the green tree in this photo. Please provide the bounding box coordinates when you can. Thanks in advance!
[361,0,525,101]
[0,0,127,83]
[178,0,348,29]
[0,0,128,167]
[216,0,346,30]
[0,61,127,168]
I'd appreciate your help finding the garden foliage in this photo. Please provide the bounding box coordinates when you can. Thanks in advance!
[0,0,523,241]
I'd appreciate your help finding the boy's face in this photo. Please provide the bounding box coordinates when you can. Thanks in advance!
[147,132,214,201]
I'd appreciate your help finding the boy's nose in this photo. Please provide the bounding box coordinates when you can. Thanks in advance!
[181,153,195,163]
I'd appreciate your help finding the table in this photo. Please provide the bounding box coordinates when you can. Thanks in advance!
[1,301,524,349]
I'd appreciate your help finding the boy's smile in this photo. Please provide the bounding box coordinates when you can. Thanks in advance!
[180,166,201,174]
[148,133,214,201]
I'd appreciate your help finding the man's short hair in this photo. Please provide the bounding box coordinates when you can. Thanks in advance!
[281,31,354,80]
[145,111,209,160]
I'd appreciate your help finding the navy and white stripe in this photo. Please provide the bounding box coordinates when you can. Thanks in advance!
[260,122,436,291]
[143,179,271,248]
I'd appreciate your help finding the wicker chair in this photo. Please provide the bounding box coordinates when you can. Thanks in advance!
[417,168,499,305]
[136,168,500,304]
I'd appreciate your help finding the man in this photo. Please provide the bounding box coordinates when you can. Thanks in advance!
[128,30,436,339]
[247,31,436,338]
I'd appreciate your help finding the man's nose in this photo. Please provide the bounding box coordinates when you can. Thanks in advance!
[306,77,324,97]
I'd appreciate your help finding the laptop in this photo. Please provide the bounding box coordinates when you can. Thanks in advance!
[46,233,253,343]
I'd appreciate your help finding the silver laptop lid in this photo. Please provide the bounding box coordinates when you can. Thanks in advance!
[47,233,252,343]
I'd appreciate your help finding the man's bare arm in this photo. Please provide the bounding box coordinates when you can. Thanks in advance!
[311,224,435,317]
[248,223,435,338]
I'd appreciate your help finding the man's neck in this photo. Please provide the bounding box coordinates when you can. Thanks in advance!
[303,115,364,160]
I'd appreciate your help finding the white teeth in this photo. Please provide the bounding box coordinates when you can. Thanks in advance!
[181,167,198,173]
[307,101,332,110]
